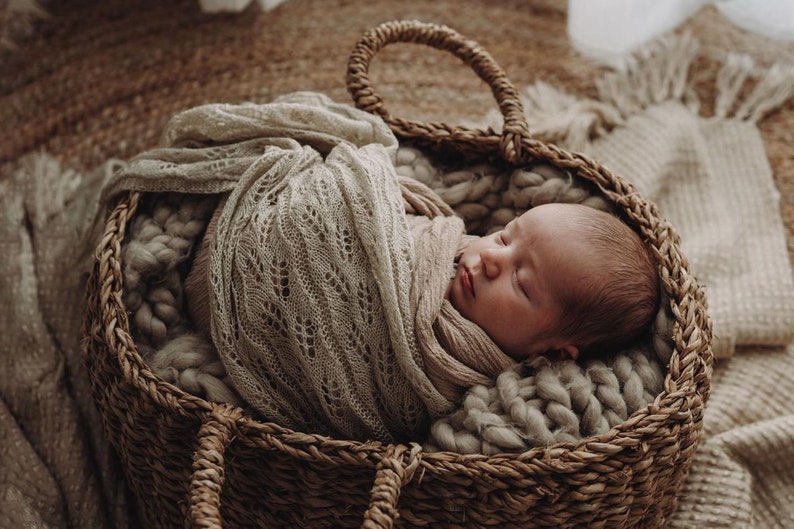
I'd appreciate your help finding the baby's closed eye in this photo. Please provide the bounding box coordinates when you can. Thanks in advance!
[513,269,530,299]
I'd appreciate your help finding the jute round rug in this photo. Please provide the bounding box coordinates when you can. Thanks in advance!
[2,0,792,266]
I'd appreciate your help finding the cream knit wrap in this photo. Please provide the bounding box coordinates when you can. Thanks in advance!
[102,92,514,442]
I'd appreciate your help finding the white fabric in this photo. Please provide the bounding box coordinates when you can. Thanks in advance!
[198,0,288,13]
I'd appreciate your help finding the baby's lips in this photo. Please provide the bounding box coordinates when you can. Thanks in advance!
[462,266,475,297]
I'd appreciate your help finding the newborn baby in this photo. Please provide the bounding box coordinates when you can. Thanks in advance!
[447,202,659,364]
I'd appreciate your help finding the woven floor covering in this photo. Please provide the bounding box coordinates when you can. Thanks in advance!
[2,1,794,528]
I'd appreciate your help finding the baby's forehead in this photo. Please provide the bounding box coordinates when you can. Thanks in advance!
[516,204,592,233]
[525,207,618,262]
[524,204,622,235]
[523,203,604,220]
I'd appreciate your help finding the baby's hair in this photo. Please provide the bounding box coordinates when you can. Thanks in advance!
[553,205,660,358]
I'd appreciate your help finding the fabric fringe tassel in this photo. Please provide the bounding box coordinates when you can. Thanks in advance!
[514,81,623,152]
[509,32,794,152]
[730,62,794,122]
[595,33,700,118]
[714,53,755,119]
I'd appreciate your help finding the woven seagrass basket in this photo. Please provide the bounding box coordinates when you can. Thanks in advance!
[82,20,713,529]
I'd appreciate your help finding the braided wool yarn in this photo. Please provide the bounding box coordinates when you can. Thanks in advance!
[122,142,672,450]
[395,146,614,234]
[122,193,216,350]
[426,339,672,455]
[148,333,242,406]
[120,193,242,403]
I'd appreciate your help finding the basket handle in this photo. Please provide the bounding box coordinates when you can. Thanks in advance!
[361,443,423,529]
[347,19,531,163]
[185,404,421,529]
[186,404,243,529]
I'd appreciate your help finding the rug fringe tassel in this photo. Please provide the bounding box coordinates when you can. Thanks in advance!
[10,151,125,265]
[16,152,84,228]
[594,33,794,124]
[1,0,48,51]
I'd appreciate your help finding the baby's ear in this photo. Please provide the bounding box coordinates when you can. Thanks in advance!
[561,344,579,361]
[546,345,579,362]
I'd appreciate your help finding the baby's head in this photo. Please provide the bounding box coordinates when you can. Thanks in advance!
[447,203,659,362]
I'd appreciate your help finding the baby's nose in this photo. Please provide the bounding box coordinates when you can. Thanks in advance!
[480,249,501,279]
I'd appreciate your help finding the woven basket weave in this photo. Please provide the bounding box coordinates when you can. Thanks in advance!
[82,20,713,529]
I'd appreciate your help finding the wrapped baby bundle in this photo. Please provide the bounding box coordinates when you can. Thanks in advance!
[102,91,514,442]
[84,20,713,529]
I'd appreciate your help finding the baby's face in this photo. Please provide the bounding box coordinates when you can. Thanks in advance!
[448,203,597,361]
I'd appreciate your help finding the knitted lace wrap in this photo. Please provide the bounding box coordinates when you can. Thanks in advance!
[105,92,516,443]
[209,140,447,441]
